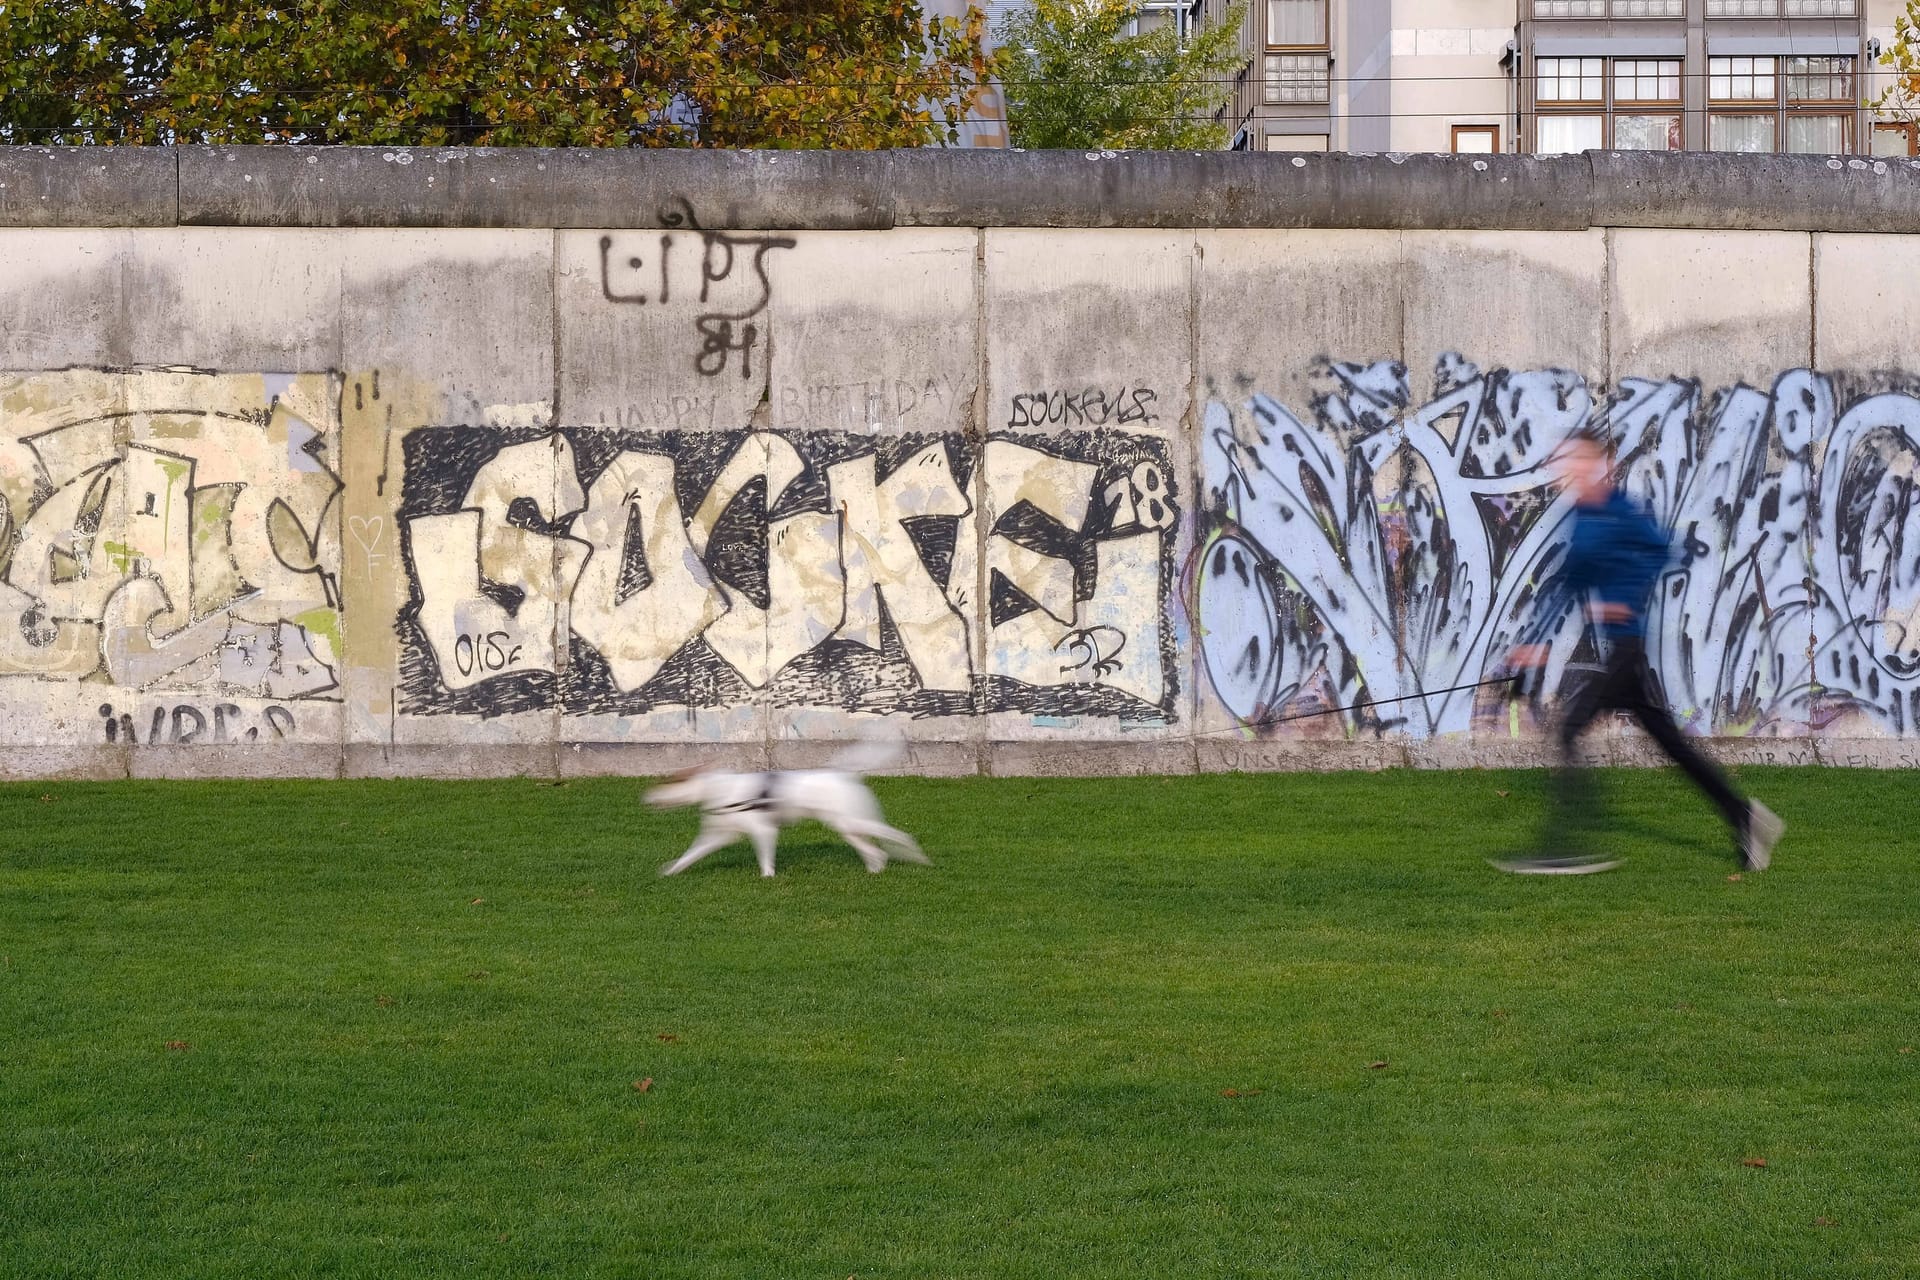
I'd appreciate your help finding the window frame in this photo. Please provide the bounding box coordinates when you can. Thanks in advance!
[1531,0,1684,14]
[1532,56,1684,154]
[1266,0,1328,50]
[1705,53,1859,155]
[1872,122,1920,158]
[1451,124,1502,154]
[1263,51,1331,105]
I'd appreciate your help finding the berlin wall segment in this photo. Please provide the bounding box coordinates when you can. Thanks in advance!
[4,153,1920,776]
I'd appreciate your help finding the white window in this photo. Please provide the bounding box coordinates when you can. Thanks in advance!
[1785,114,1848,154]
[1268,0,1326,46]
[1706,0,1779,14]
[1709,57,1777,102]
[1265,53,1331,104]
[1783,0,1855,13]
[1452,125,1500,154]
[1614,59,1681,103]
[1534,0,1605,13]
[1614,114,1681,150]
[1710,114,1777,152]
[1537,115,1605,154]
[1612,0,1683,13]
[1537,57,1605,103]
[1266,133,1329,152]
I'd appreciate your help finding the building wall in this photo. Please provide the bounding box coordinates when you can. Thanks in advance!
[1390,0,1519,151]
[3,148,1920,777]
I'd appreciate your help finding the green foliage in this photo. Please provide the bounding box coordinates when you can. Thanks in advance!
[0,0,991,147]
[1874,2,1920,124]
[996,0,1248,150]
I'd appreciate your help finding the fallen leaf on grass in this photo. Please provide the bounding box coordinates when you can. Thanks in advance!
[498,1233,511,1242]
[470,897,485,906]
[1727,873,1744,883]
[1495,790,1510,799]
[657,1033,679,1043]
[38,794,54,803]
[1900,1046,1914,1055]
[633,1078,652,1093]
[1491,1008,1509,1020]
[467,970,490,981]
[1219,1088,1263,1099]
[375,994,394,1007]
[1368,1061,1389,1070]
[1813,1217,1835,1227]
[1742,1157,1768,1168]
[1675,1001,1693,1011]
[165,1040,189,1052]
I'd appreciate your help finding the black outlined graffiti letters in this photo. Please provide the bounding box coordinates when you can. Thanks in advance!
[1199,356,1920,740]
[0,369,343,706]
[396,428,1179,721]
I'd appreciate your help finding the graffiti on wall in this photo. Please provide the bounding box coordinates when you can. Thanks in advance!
[1198,357,1920,739]
[396,427,1178,720]
[599,199,795,382]
[0,369,343,733]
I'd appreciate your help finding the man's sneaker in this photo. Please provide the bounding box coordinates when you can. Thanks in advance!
[1489,854,1622,876]
[1741,801,1784,872]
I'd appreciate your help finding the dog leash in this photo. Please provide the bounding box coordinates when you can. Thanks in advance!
[1191,674,1524,738]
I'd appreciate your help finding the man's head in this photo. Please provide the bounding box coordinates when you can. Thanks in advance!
[1553,432,1613,506]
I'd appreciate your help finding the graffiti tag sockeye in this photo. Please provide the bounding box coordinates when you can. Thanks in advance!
[1198,357,1920,739]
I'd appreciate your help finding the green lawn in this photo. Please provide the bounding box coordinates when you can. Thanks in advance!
[2,768,1916,1279]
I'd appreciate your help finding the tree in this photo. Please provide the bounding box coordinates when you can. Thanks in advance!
[0,0,991,148]
[1873,2,1920,126]
[995,0,1248,150]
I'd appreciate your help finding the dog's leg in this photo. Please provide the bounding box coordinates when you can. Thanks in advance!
[660,828,740,876]
[843,817,929,865]
[745,819,779,877]
[831,823,890,873]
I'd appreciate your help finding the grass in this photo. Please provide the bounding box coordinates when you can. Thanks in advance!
[1,767,1916,1279]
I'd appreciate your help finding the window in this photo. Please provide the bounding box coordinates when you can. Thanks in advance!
[1452,125,1500,153]
[1265,53,1331,104]
[1534,57,1681,153]
[1786,56,1852,103]
[1614,59,1681,103]
[1873,123,1920,158]
[1786,115,1848,154]
[1537,57,1604,103]
[1537,115,1605,153]
[1615,115,1682,150]
[1710,56,1776,102]
[1705,0,1856,12]
[1709,55,1855,154]
[1710,114,1777,152]
[1266,133,1329,152]
[1268,0,1326,46]
[1533,0,1682,12]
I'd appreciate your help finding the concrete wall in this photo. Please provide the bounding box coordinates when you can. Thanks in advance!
[4,146,1920,777]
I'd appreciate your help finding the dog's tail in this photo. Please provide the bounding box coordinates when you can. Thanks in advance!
[828,737,905,776]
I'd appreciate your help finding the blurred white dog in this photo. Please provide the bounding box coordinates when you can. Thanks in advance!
[647,741,928,878]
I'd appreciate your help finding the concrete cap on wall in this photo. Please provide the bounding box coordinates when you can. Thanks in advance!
[0,146,178,227]
[4,145,1920,233]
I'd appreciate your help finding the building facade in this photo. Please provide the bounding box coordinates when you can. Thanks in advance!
[1208,0,1914,154]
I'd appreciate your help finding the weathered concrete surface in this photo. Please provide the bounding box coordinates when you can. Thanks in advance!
[0,148,176,228]
[7,147,1919,233]
[4,149,1920,778]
